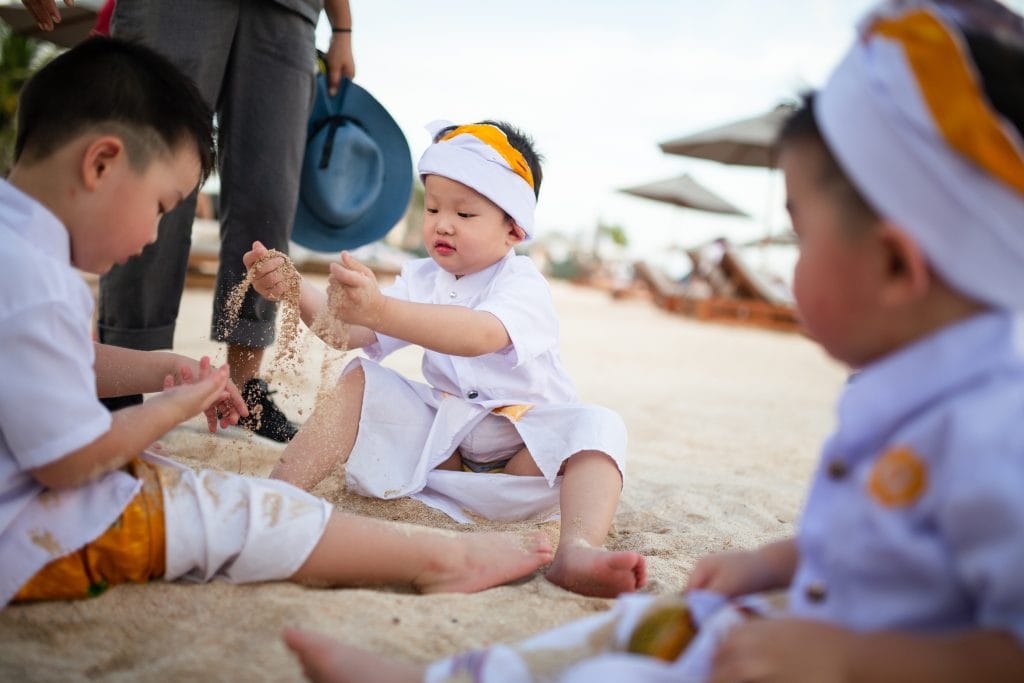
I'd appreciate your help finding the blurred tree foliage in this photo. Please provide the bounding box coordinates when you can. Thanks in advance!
[0,25,54,174]
[598,221,629,247]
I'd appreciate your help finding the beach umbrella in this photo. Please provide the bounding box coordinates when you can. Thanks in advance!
[0,1,101,49]
[619,173,749,217]
[659,103,797,169]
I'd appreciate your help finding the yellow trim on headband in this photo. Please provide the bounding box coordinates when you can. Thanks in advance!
[440,124,535,190]
[872,9,1024,195]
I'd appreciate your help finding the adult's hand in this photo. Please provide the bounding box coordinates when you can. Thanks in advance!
[20,0,74,31]
[323,0,355,96]
[325,33,355,96]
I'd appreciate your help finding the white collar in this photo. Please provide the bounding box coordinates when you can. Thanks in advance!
[829,311,1023,458]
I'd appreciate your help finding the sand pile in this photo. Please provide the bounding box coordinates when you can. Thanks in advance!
[0,279,846,682]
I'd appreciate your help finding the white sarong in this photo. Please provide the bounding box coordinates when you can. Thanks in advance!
[344,359,628,523]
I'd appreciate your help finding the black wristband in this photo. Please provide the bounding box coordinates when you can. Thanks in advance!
[331,27,352,33]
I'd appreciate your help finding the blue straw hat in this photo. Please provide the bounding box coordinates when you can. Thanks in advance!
[292,75,413,252]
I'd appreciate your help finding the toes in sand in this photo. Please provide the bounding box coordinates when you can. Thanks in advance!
[545,544,647,598]
[283,628,422,683]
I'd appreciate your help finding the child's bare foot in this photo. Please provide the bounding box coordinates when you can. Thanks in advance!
[283,628,423,683]
[414,530,553,594]
[545,542,647,598]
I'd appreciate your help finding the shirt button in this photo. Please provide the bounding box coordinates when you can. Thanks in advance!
[449,291,457,299]
[804,581,827,604]
[827,460,848,480]
[466,390,479,399]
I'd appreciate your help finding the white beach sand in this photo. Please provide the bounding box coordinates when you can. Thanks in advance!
[0,277,846,682]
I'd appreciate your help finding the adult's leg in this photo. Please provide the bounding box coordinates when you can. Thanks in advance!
[212,3,314,377]
[545,451,647,598]
[98,0,238,406]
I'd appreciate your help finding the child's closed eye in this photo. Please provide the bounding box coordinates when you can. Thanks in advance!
[457,212,476,219]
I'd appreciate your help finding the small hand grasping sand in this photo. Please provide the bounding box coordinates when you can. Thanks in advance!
[221,249,303,374]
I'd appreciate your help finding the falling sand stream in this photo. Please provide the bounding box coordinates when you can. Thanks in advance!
[220,249,351,459]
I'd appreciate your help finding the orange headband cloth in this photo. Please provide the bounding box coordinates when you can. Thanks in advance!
[871,9,1024,194]
[439,124,535,191]
[814,0,1024,310]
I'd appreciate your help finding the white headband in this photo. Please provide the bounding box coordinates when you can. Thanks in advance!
[816,0,1024,310]
[417,119,537,239]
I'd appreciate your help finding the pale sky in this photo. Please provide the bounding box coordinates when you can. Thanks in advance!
[316,0,1024,263]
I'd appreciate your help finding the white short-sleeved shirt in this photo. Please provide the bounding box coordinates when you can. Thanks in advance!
[0,180,139,607]
[365,251,578,405]
[791,311,1024,640]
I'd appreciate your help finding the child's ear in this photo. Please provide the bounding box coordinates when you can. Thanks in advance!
[876,221,931,307]
[506,220,526,246]
[80,136,126,191]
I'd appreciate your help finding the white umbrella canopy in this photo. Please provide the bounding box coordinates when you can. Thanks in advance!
[0,0,103,49]
[620,173,749,217]
[659,103,797,169]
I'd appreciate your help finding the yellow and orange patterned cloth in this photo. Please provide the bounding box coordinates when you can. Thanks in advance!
[10,452,332,605]
[13,459,165,602]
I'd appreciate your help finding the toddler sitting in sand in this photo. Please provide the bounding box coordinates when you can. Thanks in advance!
[281,1,1024,680]
[245,120,645,598]
[0,38,552,608]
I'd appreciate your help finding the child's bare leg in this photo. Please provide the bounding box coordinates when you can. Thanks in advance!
[291,509,553,593]
[546,451,646,598]
[271,366,364,490]
[503,446,543,476]
[433,449,463,471]
[283,628,423,683]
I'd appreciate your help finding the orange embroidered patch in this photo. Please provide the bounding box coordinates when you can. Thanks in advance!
[867,446,928,507]
[491,404,534,423]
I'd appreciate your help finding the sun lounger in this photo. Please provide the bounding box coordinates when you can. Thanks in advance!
[632,253,802,333]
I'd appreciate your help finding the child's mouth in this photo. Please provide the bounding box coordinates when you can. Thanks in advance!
[434,240,456,255]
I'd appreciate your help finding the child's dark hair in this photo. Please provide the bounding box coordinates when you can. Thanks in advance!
[776,26,1024,233]
[15,37,215,183]
[775,93,879,233]
[434,120,544,199]
[962,28,1024,140]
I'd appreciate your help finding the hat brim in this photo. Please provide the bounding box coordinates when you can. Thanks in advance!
[292,77,413,253]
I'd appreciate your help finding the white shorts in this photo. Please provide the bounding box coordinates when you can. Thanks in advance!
[145,452,332,584]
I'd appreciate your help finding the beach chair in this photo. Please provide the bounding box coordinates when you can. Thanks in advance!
[632,245,802,333]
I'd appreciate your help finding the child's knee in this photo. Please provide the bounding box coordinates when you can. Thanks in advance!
[563,450,622,480]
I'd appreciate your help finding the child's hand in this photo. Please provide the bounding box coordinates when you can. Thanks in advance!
[164,358,247,431]
[709,618,855,683]
[326,252,384,328]
[687,549,786,598]
[242,240,294,302]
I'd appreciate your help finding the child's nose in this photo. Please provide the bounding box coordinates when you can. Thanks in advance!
[433,216,455,234]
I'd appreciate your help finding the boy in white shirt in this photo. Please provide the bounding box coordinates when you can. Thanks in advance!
[279,1,1024,681]
[245,120,645,598]
[1,38,552,607]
